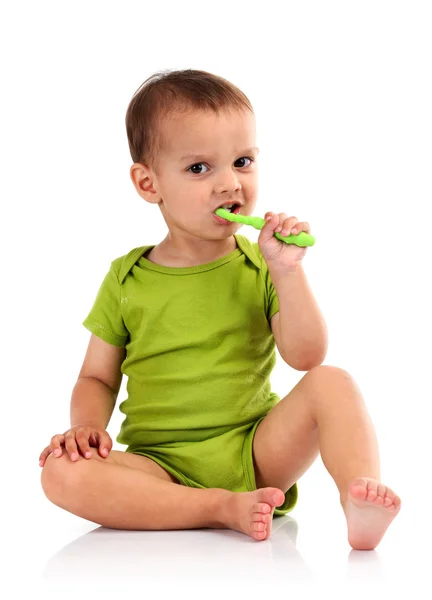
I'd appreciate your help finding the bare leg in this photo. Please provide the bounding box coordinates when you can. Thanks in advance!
[309,368,401,549]
[41,448,285,541]
[252,365,401,550]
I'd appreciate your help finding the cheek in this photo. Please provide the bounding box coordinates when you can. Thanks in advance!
[243,173,258,190]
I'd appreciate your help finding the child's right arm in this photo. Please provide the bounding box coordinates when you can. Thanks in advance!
[39,334,126,466]
[71,333,125,428]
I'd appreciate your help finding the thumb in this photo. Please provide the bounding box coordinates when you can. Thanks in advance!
[259,212,278,242]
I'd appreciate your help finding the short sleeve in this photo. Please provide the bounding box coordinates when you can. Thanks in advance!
[251,241,279,321]
[263,264,279,321]
[82,260,129,347]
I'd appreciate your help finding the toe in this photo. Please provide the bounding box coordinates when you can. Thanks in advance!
[272,489,285,506]
[376,482,387,504]
[252,512,271,524]
[256,487,285,510]
[252,503,271,515]
[349,478,368,501]
[366,479,378,502]
[386,494,401,512]
[384,486,396,501]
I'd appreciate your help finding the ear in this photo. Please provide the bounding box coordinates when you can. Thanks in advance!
[129,162,160,205]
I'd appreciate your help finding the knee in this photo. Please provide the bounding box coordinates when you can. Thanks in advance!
[303,363,366,417]
[305,365,357,405]
[41,451,87,505]
[307,364,353,382]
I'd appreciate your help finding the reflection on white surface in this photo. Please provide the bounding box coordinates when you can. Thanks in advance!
[43,516,316,584]
[346,549,383,580]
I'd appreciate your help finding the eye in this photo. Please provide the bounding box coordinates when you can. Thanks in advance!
[235,157,254,168]
[188,163,209,175]
[187,156,254,175]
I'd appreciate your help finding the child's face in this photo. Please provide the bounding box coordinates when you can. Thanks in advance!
[132,108,259,242]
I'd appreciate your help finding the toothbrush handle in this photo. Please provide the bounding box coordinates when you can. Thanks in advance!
[242,215,315,248]
[243,215,267,228]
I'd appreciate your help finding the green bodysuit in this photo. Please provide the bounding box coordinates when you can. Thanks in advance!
[83,233,298,515]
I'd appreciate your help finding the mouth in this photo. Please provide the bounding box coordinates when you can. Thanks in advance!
[213,202,242,215]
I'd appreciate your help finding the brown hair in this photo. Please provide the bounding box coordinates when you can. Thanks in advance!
[125,68,254,173]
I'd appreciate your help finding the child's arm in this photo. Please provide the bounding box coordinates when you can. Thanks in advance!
[39,334,126,466]
[71,334,126,429]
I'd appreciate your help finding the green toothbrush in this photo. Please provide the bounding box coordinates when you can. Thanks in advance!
[214,208,316,247]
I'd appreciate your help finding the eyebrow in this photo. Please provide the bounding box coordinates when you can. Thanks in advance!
[180,147,260,162]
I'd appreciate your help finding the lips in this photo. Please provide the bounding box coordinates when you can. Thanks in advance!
[214,203,242,214]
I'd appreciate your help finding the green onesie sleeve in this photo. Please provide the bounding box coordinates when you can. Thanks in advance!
[264,264,279,321]
[82,259,129,347]
[252,242,279,321]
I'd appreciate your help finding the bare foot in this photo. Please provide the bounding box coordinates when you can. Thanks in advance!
[342,477,401,550]
[219,487,286,541]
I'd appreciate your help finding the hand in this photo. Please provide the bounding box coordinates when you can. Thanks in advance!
[258,211,311,271]
[39,425,113,467]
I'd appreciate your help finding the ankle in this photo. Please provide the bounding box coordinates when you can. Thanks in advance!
[206,488,233,528]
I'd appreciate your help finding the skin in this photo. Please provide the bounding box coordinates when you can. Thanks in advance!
[129,114,401,547]
[129,107,260,266]
[40,106,401,548]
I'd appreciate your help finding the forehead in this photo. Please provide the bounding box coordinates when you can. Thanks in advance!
[161,109,256,157]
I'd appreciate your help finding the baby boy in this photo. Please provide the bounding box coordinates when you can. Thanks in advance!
[40,69,400,549]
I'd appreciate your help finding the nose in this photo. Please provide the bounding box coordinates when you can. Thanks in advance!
[214,169,242,195]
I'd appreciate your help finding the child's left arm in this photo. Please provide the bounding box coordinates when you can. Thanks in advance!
[269,266,328,371]
[258,211,328,371]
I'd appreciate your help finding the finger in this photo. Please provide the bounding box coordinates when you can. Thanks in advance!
[274,214,291,234]
[89,431,98,447]
[264,212,277,225]
[262,213,280,241]
[290,221,310,235]
[39,446,53,466]
[64,432,80,461]
[75,428,93,459]
[98,431,113,457]
[50,434,65,458]
[278,216,297,235]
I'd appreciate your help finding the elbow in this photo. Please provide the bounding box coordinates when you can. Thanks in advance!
[281,328,329,371]
[287,358,322,371]
[284,346,328,372]
[295,355,326,371]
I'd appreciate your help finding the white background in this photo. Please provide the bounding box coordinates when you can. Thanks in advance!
[2,0,431,595]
